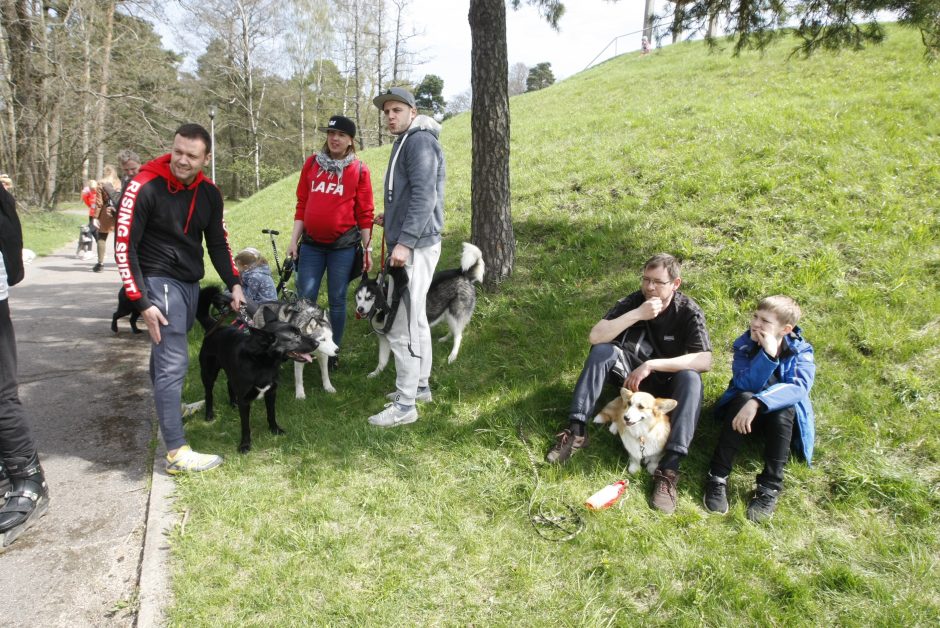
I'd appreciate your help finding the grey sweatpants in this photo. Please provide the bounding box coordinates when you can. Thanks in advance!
[145,277,199,451]
[386,243,441,406]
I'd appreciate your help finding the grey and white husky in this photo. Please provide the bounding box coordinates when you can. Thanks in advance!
[251,298,340,398]
[354,242,485,377]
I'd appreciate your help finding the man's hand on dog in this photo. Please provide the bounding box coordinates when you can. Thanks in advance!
[625,362,653,392]
[731,399,760,434]
[141,306,168,344]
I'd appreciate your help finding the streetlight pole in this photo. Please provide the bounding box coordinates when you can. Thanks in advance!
[208,105,217,182]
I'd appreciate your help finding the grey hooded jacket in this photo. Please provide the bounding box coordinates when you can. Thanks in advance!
[381,115,445,250]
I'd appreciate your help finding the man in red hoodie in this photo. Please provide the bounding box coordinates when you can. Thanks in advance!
[115,123,244,474]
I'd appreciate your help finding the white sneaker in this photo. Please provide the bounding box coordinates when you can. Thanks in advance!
[368,403,418,428]
[385,388,432,403]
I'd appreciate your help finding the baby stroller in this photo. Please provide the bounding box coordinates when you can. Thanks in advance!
[76,224,96,259]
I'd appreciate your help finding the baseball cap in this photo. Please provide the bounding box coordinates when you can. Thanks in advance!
[318,115,356,138]
[373,87,416,110]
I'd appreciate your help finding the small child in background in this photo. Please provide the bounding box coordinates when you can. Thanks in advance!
[702,295,816,522]
[234,247,278,304]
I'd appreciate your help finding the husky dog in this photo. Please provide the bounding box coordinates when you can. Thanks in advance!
[76,224,95,259]
[354,242,485,377]
[593,389,677,474]
[197,286,317,453]
[251,298,340,398]
[111,287,142,334]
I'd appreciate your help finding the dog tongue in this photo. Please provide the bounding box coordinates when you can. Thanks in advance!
[290,352,314,363]
[355,312,363,320]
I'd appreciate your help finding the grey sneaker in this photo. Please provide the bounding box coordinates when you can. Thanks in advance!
[746,485,780,523]
[368,403,418,428]
[703,474,729,514]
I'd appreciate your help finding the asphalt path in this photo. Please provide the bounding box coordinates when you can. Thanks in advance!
[1,233,174,627]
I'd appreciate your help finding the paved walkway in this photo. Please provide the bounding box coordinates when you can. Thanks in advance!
[1,235,174,626]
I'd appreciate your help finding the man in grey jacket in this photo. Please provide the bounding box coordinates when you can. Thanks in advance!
[368,87,445,428]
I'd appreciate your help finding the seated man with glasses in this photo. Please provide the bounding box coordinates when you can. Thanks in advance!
[546,253,712,514]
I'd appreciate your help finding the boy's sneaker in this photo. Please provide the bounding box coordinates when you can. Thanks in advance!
[368,403,418,428]
[165,445,223,475]
[650,469,680,514]
[746,485,780,523]
[545,429,588,464]
[386,387,432,403]
[92,263,103,273]
[703,474,729,514]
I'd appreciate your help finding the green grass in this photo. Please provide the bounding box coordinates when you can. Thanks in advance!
[171,25,940,626]
[18,204,85,256]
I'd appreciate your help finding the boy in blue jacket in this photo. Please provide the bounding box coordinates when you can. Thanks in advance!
[703,295,815,522]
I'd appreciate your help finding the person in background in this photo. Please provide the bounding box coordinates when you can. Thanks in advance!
[117,149,141,198]
[91,165,122,273]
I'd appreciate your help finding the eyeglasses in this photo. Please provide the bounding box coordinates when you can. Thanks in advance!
[640,276,673,287]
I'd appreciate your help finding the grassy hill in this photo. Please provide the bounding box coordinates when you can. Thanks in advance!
[175,25,939,625]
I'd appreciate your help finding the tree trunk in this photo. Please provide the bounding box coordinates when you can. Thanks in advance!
[2,0,59,206]
[374,0,385,147]
[93,0,116,176]
[469,0,514,287]
[0,22,16,177]
[351,1,363,150]
[643,0,655,41]
[80,6,92,182]
[299,82,306,161]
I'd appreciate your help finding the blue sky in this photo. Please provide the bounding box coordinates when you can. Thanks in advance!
[151,1,663,100]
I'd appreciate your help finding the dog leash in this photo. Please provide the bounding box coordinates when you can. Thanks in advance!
[516,422,585,542]
[371,224,419,358]
[204,302,252,338]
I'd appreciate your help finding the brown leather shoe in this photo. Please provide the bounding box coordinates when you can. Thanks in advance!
[545,428,588,464]
[650,468,679,514]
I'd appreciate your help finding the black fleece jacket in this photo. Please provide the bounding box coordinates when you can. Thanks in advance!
[0,186,24,288]
[114,154,239,312]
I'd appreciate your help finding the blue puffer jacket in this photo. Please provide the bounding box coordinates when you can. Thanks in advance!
[716,327,816,463]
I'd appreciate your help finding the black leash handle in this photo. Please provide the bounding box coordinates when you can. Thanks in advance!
[262,228,282,276]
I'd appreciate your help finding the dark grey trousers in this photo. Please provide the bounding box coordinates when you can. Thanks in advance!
[568,343,704,457]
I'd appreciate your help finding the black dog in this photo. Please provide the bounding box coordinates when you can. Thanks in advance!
[196,286,317,453]
[111,287,142,334]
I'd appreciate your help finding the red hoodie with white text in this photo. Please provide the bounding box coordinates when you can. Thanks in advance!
[114,154,239,312]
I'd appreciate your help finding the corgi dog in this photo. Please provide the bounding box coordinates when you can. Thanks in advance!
[593,389,677,474]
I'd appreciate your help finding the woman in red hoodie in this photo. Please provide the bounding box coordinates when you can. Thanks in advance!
[288,115,375,368]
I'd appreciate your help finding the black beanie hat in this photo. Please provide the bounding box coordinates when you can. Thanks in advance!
[318,115,356,138]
